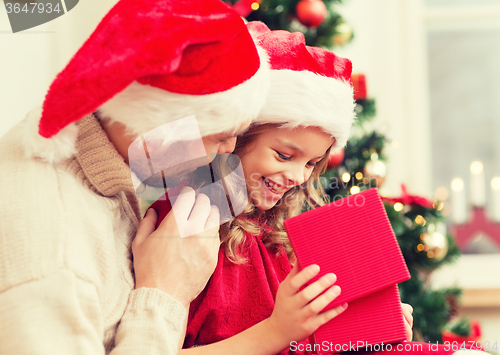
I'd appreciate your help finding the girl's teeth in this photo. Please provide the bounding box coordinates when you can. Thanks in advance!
[265,178,281,194]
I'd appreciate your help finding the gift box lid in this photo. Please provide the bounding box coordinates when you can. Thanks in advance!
[284,188,410,310]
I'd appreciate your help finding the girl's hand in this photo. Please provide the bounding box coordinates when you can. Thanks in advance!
[401,303,413,341]
[265,264,348,349]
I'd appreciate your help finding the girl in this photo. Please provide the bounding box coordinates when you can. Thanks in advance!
[183,123,346,354]
[149,22,411,354]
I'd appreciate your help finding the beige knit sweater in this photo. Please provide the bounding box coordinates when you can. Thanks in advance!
[0,114,187,354]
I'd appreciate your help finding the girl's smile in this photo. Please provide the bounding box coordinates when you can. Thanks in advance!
[239,125,334,210]
[262,176,288,199]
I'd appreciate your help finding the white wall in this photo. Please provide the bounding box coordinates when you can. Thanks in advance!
[335,0,433,199]
[0,0,118,138]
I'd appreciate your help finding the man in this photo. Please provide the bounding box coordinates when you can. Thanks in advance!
[0,0,269,353]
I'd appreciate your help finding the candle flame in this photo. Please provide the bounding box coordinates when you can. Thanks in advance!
[451,178,464,192]
[470,161,483,175]
[492,177,500,191]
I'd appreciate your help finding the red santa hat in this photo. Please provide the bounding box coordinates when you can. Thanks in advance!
[247,22,355,149]
[22,0,269,164]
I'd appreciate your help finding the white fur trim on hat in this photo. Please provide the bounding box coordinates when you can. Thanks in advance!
[17,47,270,165]
[256,69,356,148]
[18,107,78,165]
[98,46,270,139]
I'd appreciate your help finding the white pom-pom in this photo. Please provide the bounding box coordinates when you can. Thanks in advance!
[19,107,78,165]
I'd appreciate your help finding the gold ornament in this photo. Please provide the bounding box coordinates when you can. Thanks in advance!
[419,230,449,262]
[332,20,353,46]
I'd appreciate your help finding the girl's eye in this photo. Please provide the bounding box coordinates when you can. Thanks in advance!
[276,151,291,161]
[307,161,317,168]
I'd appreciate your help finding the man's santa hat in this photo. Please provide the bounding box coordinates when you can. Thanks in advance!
[247,22,355,149]
[22,0,269,164]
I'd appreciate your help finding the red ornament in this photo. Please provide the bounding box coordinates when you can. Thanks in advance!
[327,148,345,169]
[296,0,327,28]
[352,74,367,100]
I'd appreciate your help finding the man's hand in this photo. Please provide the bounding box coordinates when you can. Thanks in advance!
[132,187,221,309]
[401,303,413,341]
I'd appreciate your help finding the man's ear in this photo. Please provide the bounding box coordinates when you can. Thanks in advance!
[98,114,138,164]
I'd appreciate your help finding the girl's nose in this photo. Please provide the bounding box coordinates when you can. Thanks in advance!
[284,165,307,186]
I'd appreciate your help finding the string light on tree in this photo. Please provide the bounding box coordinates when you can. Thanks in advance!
[394,202,404,212]
[350,186,360,195]
[342,172,351,183]
[232,0,260,17]
[364,152,387,187]
[432,200,445,211]
[415,215,427,227]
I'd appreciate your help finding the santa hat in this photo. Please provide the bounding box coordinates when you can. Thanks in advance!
[247,22,355,149]
[22,0,270,164]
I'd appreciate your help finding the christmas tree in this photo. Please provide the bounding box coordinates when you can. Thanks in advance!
[228,0,476,343]
[324,76,462,343]
[230,0,354,47]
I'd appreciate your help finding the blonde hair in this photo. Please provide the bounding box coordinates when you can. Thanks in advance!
[219,124,332,264]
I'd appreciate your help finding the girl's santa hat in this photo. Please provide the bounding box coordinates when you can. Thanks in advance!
[247,22,355,149]
[22,0,270,164]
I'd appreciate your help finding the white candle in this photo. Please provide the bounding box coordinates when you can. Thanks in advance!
[470,161,486,207]
[451,178,467,224]
[491,177,500,222]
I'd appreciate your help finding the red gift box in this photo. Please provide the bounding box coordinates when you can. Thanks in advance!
[442,320,482,343]
[284,188,410,349]
[352,74,367,100]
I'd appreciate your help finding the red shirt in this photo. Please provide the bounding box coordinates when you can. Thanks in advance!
[148,197,310,354]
